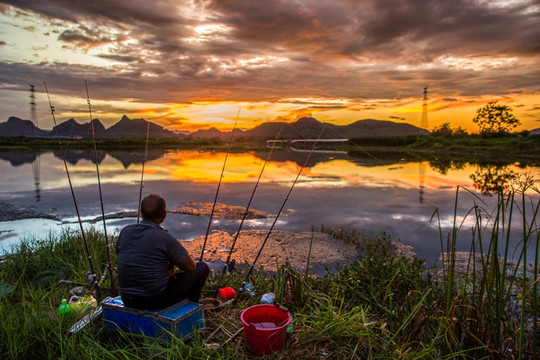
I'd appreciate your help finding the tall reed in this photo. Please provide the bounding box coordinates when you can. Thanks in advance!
[436,176,539,358]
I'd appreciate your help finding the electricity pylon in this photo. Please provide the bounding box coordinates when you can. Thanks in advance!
[421,87,428,129]
[29,84,41,202]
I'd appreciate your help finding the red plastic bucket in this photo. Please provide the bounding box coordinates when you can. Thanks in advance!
[240,304,291,356]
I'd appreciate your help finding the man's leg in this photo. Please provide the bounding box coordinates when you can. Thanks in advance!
[171,262,210,303]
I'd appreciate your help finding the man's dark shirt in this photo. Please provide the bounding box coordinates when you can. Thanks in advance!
[116,221,188,297]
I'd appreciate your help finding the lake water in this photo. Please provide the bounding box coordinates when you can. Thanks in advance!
[0,148,538,266]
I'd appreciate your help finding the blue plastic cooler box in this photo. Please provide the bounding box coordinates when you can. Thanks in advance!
[102,296,205,340]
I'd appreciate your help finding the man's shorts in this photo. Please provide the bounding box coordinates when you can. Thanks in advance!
[120,262,209,310]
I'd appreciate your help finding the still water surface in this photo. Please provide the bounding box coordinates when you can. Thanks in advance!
[0,149,538,265]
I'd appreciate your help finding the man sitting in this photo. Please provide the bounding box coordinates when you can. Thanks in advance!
[116,193,209,310]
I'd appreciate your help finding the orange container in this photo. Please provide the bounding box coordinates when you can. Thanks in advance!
[240,304,291,356]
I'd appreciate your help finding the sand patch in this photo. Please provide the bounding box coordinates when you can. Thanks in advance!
[180,229,359,272]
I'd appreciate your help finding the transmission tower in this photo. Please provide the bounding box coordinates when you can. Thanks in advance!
[29,84,41,201]
[29,84,38,131]
[421,87,428,129]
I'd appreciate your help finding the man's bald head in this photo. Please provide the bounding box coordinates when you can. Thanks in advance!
[141,193,167,224]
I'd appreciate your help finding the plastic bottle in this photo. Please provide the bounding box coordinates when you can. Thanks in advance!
[245,283,256,296]
[58,298,71,317]
[286,322,293,333]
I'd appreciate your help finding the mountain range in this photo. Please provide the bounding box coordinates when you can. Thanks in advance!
[0,115,431,139]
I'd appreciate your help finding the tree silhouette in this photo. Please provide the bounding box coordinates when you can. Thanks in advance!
[472,101,520,135]
[431,122,468,137]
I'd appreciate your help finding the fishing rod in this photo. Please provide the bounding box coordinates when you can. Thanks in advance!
[85,80,117,295]
[236,122,327,298]
[212,122,286,297]
[136,116,151,224]
[199,108,241,262]
[44,81,100,297]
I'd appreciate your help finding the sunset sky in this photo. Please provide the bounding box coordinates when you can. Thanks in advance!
[0,0,539,132]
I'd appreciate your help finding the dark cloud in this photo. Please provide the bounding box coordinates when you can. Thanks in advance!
[58,26,123,48]
[0,0,539,122]
[389,116,406,121]
[142,58,526,103]
[96,54,139,63]
[204,0,540,60]
[1,0,183,26]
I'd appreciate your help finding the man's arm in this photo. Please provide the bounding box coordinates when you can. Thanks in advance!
[176,254,196,271]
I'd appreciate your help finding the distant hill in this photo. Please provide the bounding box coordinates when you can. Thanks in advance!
[340,119,428,137]
[241,121,290,139]
[246,117,328,139]
[531,127,540,135]
[1,115,428,139]
[190,127,245,140]
[189,117,429,140]
[52,118,107,138]
[0,116,48,137]
[0,115,182,139]
[105,115,180,138]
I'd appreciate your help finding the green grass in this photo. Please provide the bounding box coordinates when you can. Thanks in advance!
[1,183,539,359]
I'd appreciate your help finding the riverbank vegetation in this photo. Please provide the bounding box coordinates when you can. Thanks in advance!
[0,136,264,152]
[0,181,538,359]
[1,128,539,156]
[349,132,539,152]
[346,130,540,158]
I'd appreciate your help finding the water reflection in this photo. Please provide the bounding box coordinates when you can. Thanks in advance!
[107,151,163,169]
[415,162,424,204]
[56,150,104,165]
[56,150,163,168]
[470,165,518,195]
[32,157,40,202]
[1,149,538,199]
[0,153,39,166]
[0,149,538,264]
[429,159,466,175]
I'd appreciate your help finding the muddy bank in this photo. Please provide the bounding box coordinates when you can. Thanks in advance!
[87,202,271,223]
[181,230,357,272]
[83,211,139,224]
[0,202,60,222]
[169,201,271,220]
[181,229,416,273]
